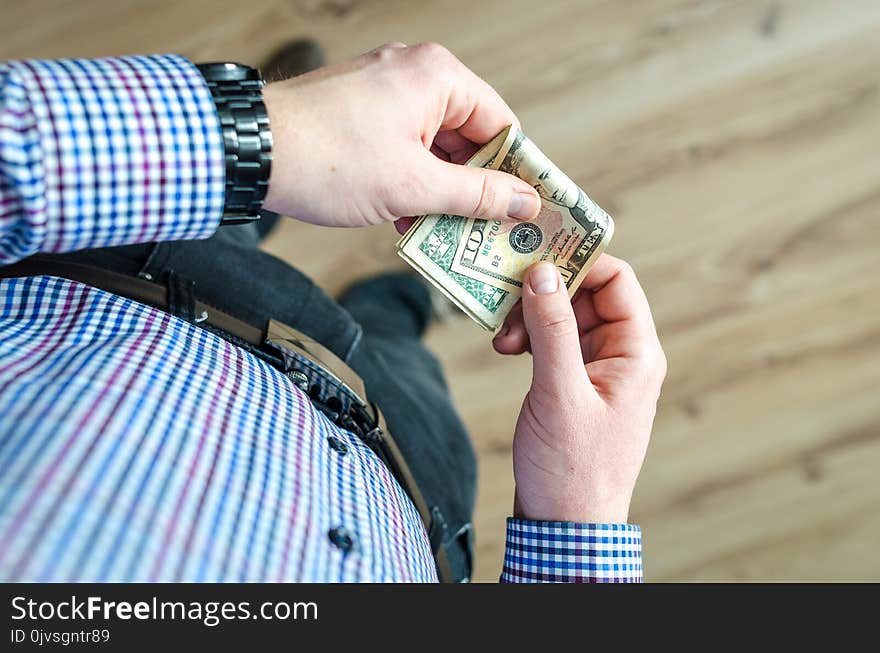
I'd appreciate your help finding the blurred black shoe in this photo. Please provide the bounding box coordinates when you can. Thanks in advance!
[258,38,326,240]
[262,37,325,82]
[339,273,435,340]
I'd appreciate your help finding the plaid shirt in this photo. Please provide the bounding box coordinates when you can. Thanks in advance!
[0,55,642,583]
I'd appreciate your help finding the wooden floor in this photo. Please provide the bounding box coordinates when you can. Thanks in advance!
[3,0,879,581]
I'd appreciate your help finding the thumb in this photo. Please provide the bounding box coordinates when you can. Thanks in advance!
[420,158,541,221]
[522,261,592,394]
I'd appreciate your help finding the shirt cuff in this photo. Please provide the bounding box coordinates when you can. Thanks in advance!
[501,518,643,583]
[4,55,225,256]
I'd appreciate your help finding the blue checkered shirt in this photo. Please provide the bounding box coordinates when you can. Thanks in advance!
[0,55,642,583]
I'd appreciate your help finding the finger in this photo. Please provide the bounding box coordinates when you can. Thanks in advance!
[394,216,417,235]
[448,142,480,165]
[492,301,529,354]
[445,68,521,144]
[370,42,408,54]
[581,255,655,332]
[521,261,592,395]
[418,156,540,222]
[434,129,474,155]
[410,43,521,144]
[500,286,600,355]
[583,321,667,402]
[445,68,520,145]
[579,256,666,397]
[429,143,451,162]
[579,322,631,363]
[571,287,603,333]
[435,130,481,165]
[501,257,641,353]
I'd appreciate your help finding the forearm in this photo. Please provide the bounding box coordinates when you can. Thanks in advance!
[0,55,224,265]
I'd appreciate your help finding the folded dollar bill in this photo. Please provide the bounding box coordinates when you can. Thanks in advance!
[397,126,613,331]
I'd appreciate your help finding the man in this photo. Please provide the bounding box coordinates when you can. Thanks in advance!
[0,41,665,582]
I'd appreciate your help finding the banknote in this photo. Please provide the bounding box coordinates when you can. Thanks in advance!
[397,126,613,331]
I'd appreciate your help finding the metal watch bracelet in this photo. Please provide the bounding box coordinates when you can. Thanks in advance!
[197,62,272,225]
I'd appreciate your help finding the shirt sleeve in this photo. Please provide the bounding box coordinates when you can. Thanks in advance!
[0,55,225,265]
[500,518,643,583]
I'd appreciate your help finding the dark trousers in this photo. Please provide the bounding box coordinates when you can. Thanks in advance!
[52,223,477,581]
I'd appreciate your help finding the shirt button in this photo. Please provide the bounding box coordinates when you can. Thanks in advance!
[327,435,349,456]
[328,526,355,553]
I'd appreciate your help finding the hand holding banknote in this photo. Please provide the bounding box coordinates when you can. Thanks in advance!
[262,42,540,227]
[496,257,666,523]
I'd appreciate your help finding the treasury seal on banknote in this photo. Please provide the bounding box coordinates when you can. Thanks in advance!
[509,223,543,254]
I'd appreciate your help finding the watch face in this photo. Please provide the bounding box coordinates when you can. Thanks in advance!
[198,62,260,83]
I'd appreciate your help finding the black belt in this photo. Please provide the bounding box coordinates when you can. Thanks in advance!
[0,255,456,582]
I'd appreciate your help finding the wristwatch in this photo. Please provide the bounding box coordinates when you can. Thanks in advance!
[196,62,272,225]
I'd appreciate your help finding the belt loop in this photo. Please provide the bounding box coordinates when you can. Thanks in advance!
[136,242,166,282]
[165,270,197,323]
[342,323,363,364]
[427,506,449,554]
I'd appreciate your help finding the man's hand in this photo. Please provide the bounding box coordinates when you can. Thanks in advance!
[493,255,666,523]
[261,42,541,228]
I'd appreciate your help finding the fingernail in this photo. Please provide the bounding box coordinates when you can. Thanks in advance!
[495,322,510,338]
[529,262,559,295]
[507,191,540,220]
